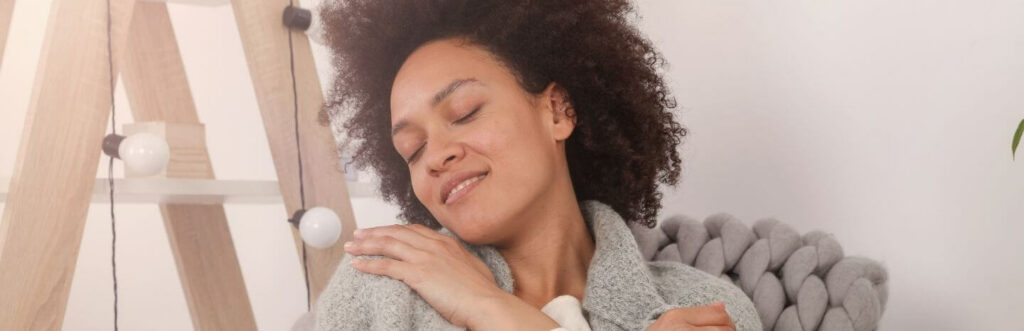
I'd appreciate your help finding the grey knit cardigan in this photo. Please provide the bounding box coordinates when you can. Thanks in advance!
[315,200,761,330]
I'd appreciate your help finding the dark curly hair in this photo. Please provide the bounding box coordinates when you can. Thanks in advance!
[318,0,686,229]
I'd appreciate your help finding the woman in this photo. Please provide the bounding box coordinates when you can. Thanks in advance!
[314,0,760,330]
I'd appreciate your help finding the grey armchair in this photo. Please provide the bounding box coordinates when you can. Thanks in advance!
[629,213,889,331]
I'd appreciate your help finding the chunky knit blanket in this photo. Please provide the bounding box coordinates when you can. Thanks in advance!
[629,214,888,331]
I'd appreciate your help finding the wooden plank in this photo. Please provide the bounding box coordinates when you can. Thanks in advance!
[230,0,355,307]
[0,0,13,64]
[119,3,257,330]
[0,177,378,204]
[0,0,136,329]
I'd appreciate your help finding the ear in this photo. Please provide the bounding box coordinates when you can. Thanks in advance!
[541,82,576,141]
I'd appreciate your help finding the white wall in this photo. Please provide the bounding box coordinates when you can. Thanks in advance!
[1,0,1021,330]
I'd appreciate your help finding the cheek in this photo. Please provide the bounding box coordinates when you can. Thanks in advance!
[466,113,533,171]
[473,109,558,193]
[488,110,555,169]
[480,103,549,155]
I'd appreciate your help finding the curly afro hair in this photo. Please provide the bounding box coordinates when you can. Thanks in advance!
[318,0,686,229]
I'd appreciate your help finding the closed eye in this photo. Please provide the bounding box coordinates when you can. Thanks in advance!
[454,104,483,124]
[406,145,424,164]
[406,104,484,164]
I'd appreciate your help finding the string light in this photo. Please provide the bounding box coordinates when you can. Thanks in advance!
[282,3,326,45]
[283,1,343,312]
[102,132,170,176]
[101,2,169,329]
[100,1,341,322]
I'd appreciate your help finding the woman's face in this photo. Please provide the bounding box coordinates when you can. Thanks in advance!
[389,38,574,244]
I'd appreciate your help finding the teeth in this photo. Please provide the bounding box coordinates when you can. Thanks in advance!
[447,175,485,203]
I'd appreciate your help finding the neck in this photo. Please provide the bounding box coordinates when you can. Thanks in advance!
[494,191,595,309]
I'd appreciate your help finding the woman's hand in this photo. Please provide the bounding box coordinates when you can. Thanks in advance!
[646,302,736,331]
[343,224,512,328]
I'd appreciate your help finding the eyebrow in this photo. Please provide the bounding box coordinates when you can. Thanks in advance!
[391,78,480,138]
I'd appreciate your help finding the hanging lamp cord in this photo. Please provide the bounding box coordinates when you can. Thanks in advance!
[104,1,315,325]
[287,0,312,312]
[105,0,119,330]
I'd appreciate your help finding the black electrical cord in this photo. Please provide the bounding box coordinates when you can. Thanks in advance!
[287,0,312,312]
[105,0,119,330]
[106,1,315,323]
[104,0,315,324]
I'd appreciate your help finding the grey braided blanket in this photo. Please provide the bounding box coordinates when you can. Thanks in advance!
[629,214,889,331]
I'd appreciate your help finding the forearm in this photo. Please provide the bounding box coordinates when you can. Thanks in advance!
[468,291,561,331]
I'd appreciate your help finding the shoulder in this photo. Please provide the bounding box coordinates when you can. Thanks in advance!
[315,254,457,330]
[645,261,762,331]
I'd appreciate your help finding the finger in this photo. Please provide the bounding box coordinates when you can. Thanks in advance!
[350,257,410,281]
[404,223,450,241]
[356,225,441,251]
[345,234,427,262]
[709,302,735,325]
[403,224,467,253]
[694,326,734,331]
[669,303,732,326]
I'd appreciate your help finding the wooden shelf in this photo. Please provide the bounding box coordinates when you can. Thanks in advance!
[0,177,377,204]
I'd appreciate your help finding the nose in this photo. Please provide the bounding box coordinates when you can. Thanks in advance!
[425,134,464,174]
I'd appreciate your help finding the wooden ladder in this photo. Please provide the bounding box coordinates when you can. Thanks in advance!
[0,0,355,329]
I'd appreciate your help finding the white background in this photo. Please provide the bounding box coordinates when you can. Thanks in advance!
[1,0,1022,330]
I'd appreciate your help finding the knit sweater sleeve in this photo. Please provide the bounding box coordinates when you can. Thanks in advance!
[315,254,422,331]
[643,261,763,331]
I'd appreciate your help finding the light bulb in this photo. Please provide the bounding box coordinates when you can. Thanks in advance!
[282,5,326,45]
[103,132,170,176]
[291,207,342,248]
[120,132,170,176]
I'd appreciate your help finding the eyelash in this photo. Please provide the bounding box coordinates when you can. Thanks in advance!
[405,105,483,164]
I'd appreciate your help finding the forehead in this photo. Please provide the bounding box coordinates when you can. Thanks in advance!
[389,39,512,121]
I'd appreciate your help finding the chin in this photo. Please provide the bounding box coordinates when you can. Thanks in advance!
[443,217,504,245]
[430,184,524,245]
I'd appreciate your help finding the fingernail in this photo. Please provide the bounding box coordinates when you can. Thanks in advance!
[343,242,353,249]
[353,229,364,238]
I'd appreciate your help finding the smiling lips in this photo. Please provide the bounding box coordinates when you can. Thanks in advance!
[441,172,488,205]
